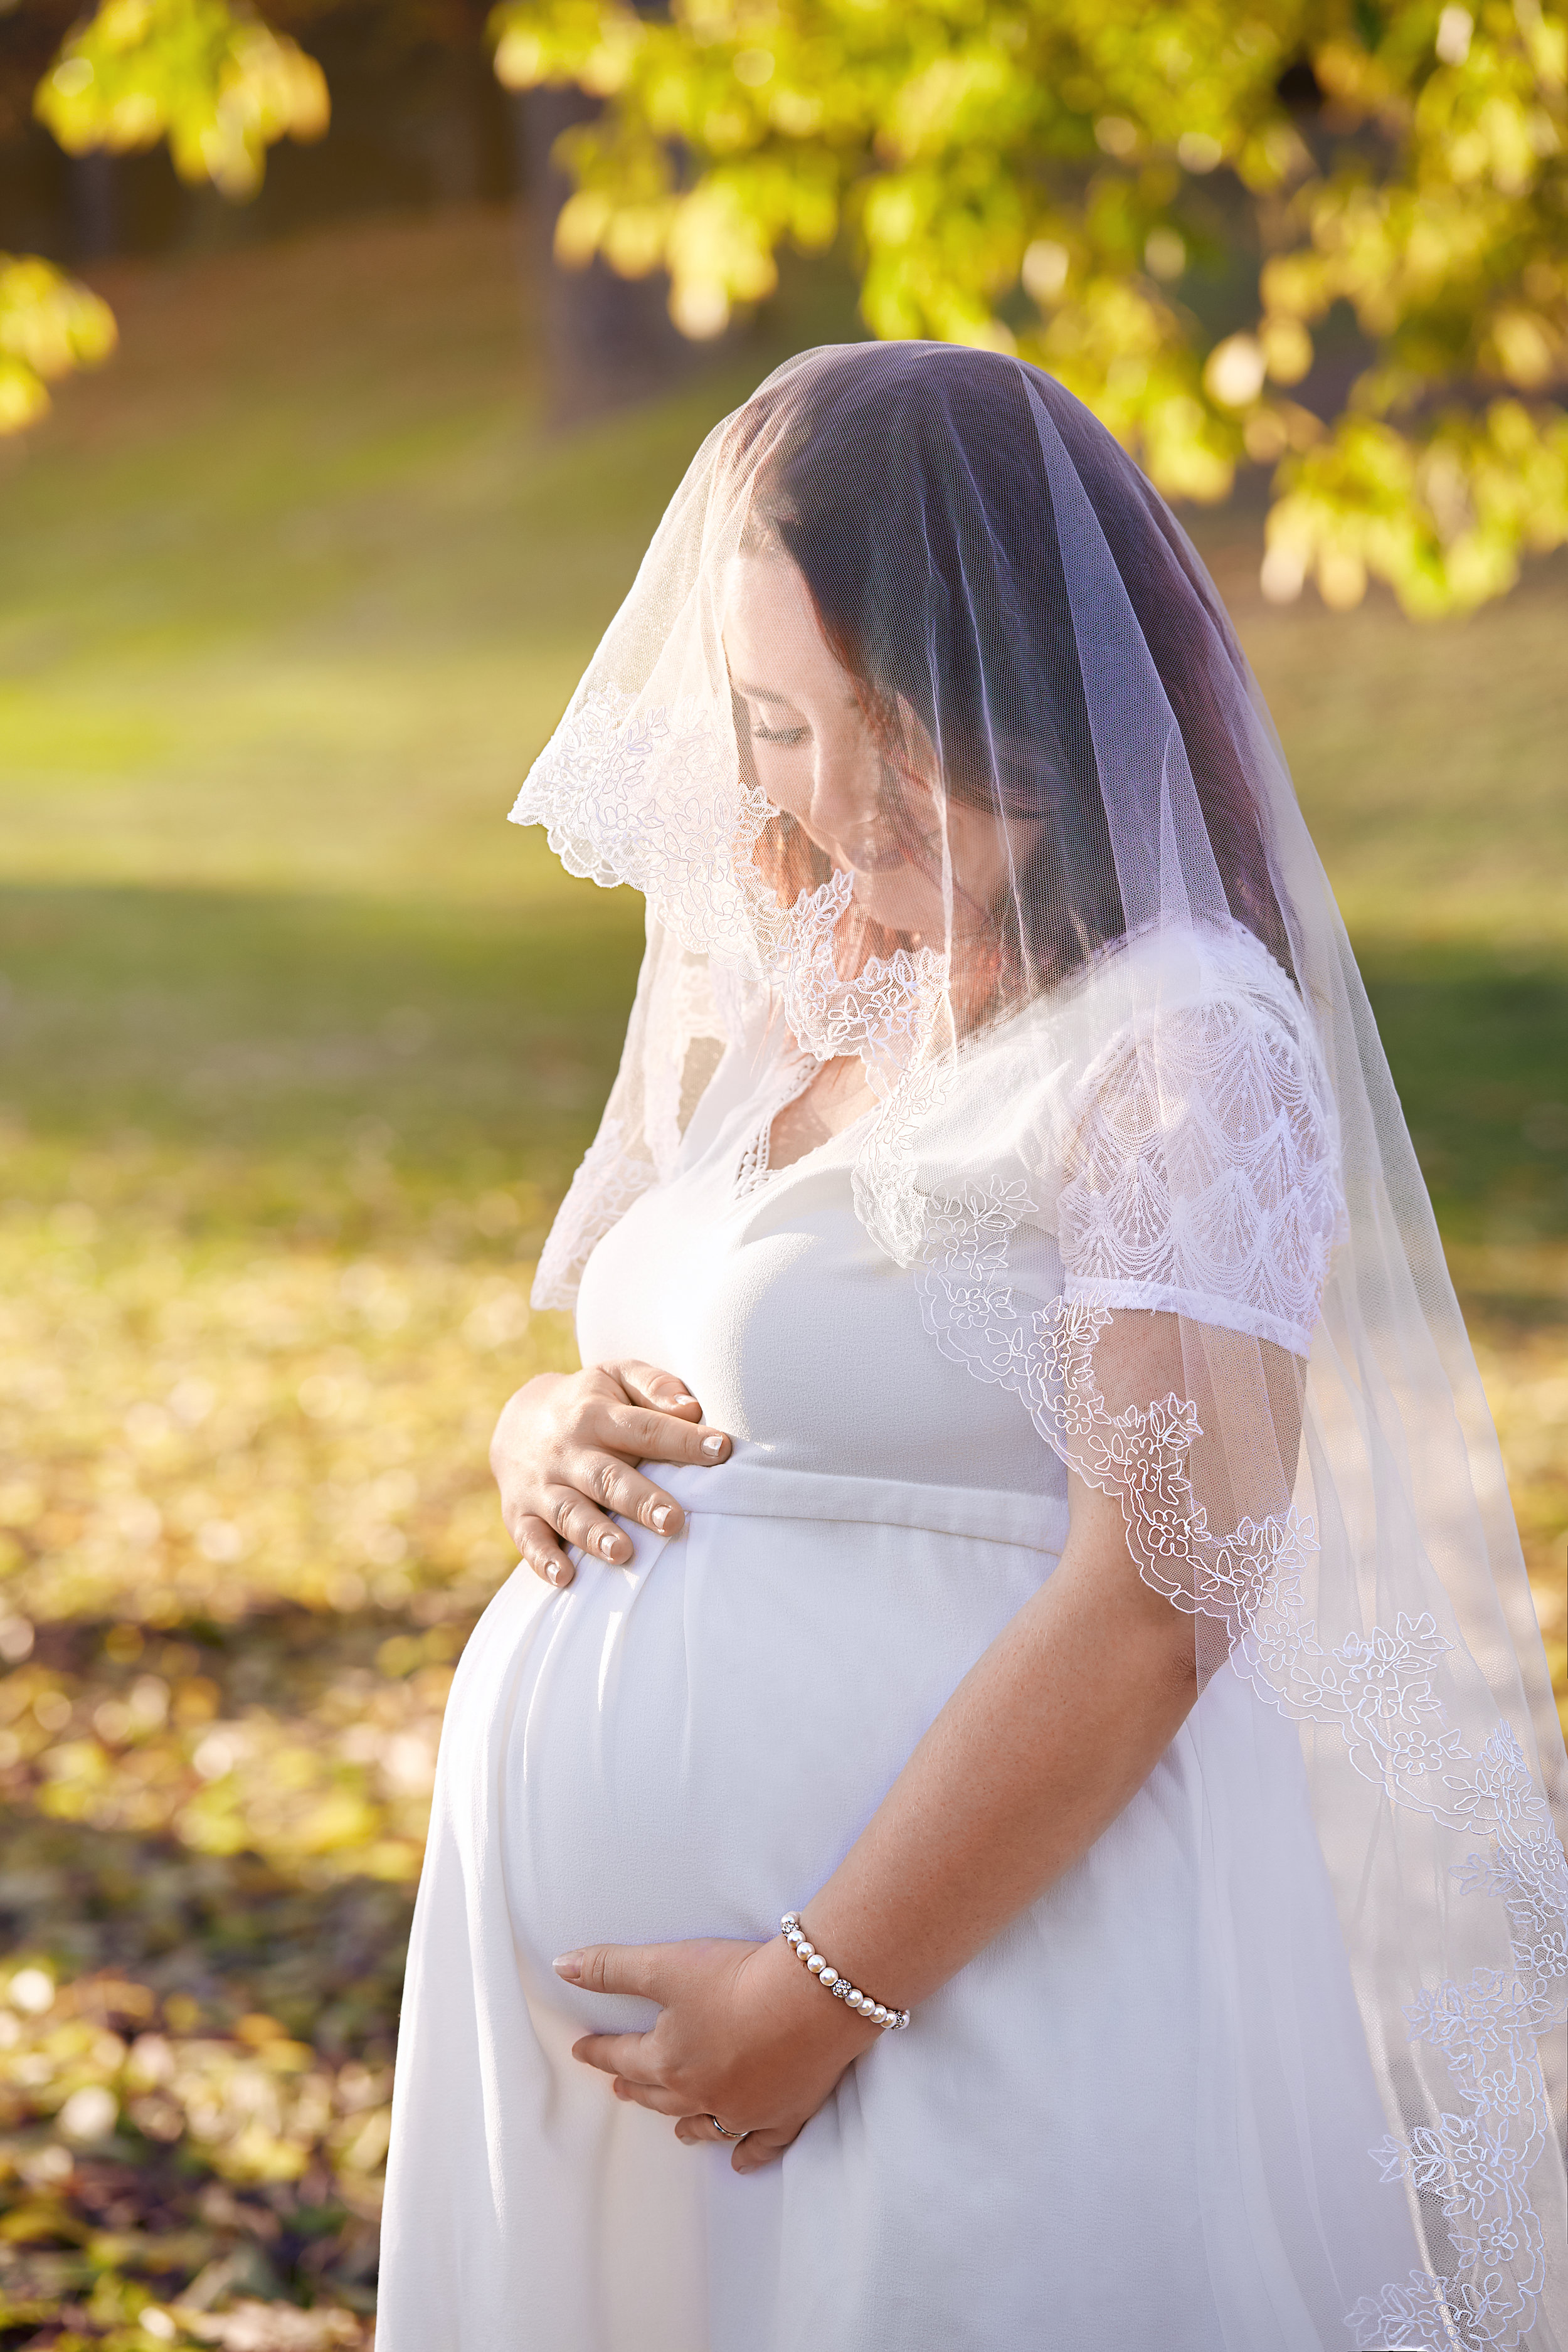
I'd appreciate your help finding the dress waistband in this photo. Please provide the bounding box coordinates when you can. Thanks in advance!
[655,1457,1067,1555]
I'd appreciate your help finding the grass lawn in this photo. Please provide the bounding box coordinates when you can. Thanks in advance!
[0,203,1564,2346]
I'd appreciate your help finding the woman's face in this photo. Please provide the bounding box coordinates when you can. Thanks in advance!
[723,551,1030,946]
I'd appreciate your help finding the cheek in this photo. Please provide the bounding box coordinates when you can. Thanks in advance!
[751,744,812,818]
[852,862,948,932]
[946,808,1017,904]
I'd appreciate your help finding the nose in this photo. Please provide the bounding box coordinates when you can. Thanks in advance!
[802,737,902,873]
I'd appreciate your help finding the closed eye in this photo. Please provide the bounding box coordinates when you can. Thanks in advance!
[753,722,809,746]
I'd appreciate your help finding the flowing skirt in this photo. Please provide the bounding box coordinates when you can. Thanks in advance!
[377,1460,1424,2351]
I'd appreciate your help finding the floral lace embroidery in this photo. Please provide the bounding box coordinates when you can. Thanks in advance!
[527,813,951,1286]
[495,363,1568,2335]
[1056,958,1343,1359]
[1347,1732,1568,2349]
[780,871,947,1093]
[888,928,1568,2347]
[733,1050,821,1200]
[731,881,948,1199]
[511,687,776,964]
[521,700,1564,2343]
[916,1179,1565,2352]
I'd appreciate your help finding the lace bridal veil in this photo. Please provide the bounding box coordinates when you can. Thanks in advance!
[511,342,1567,2349]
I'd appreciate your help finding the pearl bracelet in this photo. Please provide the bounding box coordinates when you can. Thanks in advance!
[780,1914,910,2031]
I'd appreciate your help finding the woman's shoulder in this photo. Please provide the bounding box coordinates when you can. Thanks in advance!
[1059,919,1336,1170]
[935,916,1337,1219]
[1063,914,1305,1039]
[970,916,1313,1087]
[881,916,1343,1352]
[1048,921,1343,1355]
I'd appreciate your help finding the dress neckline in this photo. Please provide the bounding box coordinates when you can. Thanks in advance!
[731,1048,880,1202]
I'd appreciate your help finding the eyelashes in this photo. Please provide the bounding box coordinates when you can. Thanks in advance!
[752,722,809,746]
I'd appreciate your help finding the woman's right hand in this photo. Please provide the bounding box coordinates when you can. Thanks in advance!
[490,1363,732,1588]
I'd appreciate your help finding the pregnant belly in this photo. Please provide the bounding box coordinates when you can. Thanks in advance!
[469,1465,1061,2040]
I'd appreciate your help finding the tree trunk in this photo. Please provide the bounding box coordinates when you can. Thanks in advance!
[71,149,115,262]
[512,85,709,423]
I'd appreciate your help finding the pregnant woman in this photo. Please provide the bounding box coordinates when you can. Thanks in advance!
[378,345,1567,2350]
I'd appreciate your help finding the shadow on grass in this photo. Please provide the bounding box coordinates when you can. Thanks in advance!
[0,881,647,1239]
[1359,940,1568,1300]
[0,1804,407,2307]
[0,1808,412,2053]
[3,884,1565,1285]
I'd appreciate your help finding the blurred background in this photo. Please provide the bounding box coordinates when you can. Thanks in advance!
[1,4,1565,2345]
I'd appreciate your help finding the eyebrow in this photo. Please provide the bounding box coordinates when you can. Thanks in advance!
[733,676,861,711]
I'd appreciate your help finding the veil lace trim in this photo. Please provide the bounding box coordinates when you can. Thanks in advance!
[733,1049,820,1199]
[512,686,774,964]
[511,346,1568,2349]
[1027,1304,1568,2352]
[780,869,948,1089]
[895,931,1567,2352]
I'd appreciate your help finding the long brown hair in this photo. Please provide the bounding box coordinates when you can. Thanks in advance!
[729,345,1292,1020]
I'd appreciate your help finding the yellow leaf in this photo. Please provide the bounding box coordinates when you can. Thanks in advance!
[494,28,546,88]
[0,352,50,433]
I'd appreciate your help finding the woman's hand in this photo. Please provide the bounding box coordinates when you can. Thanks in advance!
[490,1363,732,1588]
[553,1935,877,2173]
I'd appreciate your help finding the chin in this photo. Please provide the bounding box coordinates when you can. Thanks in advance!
[849,877,937,936]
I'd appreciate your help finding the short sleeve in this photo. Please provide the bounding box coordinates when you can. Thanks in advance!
[1055,930,1343,1359]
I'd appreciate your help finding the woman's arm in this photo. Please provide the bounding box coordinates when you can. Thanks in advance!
[792,1465,1198,2013]
[558,1316,1213,2168]
[797,1308,1295,2010]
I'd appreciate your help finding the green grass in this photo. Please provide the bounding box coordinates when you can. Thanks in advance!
[0,201,1564,2344]
[3,206,1565,1261]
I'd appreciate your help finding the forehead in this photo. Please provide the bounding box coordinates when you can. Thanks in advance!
[722,551,837,672]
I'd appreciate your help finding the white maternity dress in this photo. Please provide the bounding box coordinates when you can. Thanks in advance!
[378,963,1428,2351]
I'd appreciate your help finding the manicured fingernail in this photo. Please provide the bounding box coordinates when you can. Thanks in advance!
[701,1434,725,1458]
[553,1954,582,1982]
[674,1394,699,1409]
[599,1531,619,1556]
[651,1503,674,1532]
[549,1564,570,1587]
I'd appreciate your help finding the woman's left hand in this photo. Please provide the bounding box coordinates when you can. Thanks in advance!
[554,1932,876,2173]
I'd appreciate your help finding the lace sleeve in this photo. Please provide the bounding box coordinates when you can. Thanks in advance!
[906,925,1344,1640]
[1056,938,1343,1359]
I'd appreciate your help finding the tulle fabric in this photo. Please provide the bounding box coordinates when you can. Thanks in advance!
[509,342,1567,2349]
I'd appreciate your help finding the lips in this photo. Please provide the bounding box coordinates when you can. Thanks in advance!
[840,832,909,875]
